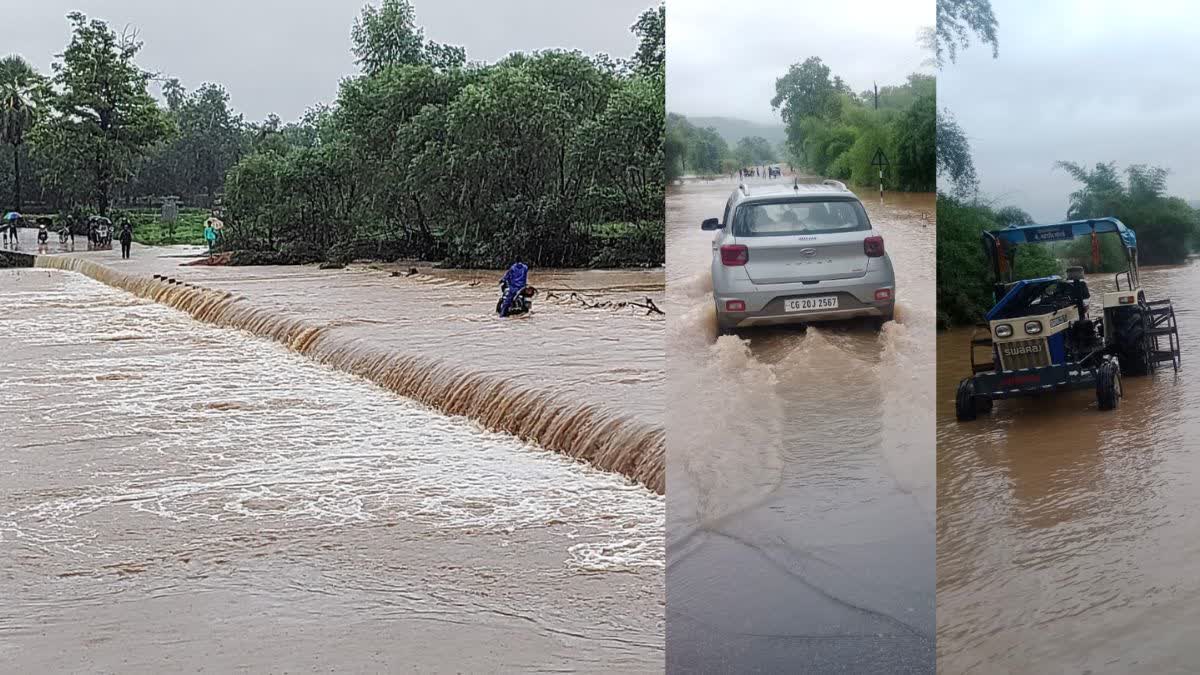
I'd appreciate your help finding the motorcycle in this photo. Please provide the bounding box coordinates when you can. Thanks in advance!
[496,284,537,316]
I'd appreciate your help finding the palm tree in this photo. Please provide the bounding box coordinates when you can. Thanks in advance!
[0,55,41,212]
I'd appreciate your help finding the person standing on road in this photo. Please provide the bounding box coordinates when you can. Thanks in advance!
[203,218,220,256]
[3,213,20,249]
[37,223,49,253]
[118,222,133,259]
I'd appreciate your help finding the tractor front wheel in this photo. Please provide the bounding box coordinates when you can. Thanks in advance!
[1096,359,1123,411]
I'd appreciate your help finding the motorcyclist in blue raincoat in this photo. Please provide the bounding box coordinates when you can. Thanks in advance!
[497,262,529,317]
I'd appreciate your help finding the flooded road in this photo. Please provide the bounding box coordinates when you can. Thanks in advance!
[0,269,663,673]
[28,231,665,491]
[664,176,936,672]
[937,262,1200,673]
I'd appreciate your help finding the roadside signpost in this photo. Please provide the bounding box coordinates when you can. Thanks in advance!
[870,147,889,202]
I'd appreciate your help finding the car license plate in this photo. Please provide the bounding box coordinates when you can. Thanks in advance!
[785,296,838,312]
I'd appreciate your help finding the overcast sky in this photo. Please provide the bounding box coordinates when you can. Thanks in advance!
[667,0,933,125]
[940,0,1200,221]
[6,0,654,123]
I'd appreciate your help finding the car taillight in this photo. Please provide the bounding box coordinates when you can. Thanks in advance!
[864,236,885,257]
[874,288,892,301]
[720,244,748,266]
[1118,295,1135,304]
[725,299,746,312]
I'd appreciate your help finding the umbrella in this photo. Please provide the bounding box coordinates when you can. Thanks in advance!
[3,212,21,222]
[205,217,224,230]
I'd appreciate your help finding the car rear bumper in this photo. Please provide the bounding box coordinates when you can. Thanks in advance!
[713,264,895,327]
[722,300,893,327]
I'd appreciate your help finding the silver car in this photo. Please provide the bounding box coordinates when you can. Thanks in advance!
[702,180,896,332]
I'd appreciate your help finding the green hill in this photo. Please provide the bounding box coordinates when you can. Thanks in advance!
[683,115,787,148]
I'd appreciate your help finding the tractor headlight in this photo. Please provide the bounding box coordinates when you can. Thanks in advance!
[1024,320,1043,335]
[995,324,1013,338]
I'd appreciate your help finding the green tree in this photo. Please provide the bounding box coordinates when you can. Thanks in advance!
[936,109,977,195]
[630,4,665,76]
[0,55,43,211]
[173,84,244,199]
[351,0,466,75]
[223,5,664,268]
[45,13,170,215]
[665,120,686,181]
[771,56,839,126]
[1055,161,1199,265]
[894,93,935,191]
[935,0,998,67]
[733,136,776,165]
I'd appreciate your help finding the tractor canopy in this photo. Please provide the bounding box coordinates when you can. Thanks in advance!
[982,217,1139,302]
[987,217,1136,250]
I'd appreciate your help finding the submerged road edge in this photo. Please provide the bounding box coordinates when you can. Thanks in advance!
[32,255,665,494]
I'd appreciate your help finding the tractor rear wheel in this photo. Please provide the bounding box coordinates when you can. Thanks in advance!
[1113,307,1151,376]
[1096,359,1122,411]
[956,378,984,421]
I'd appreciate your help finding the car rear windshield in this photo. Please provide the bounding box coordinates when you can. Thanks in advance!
[733,198,870,237]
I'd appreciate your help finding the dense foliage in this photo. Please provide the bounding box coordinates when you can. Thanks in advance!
[936,194,1059,328]
[1054,162,1199,266]
[772,58,935,192]
[1,1,665,267]
[665,114,779,180]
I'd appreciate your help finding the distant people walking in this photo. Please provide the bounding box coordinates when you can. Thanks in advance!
[59,221,74,250]
[119,222,133,259]
[3,212,20,249]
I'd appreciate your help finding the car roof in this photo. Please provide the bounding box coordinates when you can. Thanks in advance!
[731,183,860,205]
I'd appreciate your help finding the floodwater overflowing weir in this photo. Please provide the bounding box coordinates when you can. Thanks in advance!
[34,254,664,493]
[0,269,663,672]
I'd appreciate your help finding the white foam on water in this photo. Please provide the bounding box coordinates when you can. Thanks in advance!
[0,271,663,572]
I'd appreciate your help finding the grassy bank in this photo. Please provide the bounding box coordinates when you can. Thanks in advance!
[121,208,209,246]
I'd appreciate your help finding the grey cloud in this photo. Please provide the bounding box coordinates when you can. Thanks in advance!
[667,0,933,124]
[940,0,1200,220]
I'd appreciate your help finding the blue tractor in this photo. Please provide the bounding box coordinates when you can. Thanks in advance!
[956,217,1181,421]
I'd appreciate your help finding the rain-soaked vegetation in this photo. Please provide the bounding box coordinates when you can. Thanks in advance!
[665,56,934,193]
[0,1,665,268]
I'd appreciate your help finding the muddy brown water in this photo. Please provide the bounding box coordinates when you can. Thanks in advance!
[937,262,1200,673]
[664,176,936,672]
[0,269,663,672]
[22,229,665,492]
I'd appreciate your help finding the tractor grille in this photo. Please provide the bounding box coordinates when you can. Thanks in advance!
[997,338,1050,371]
